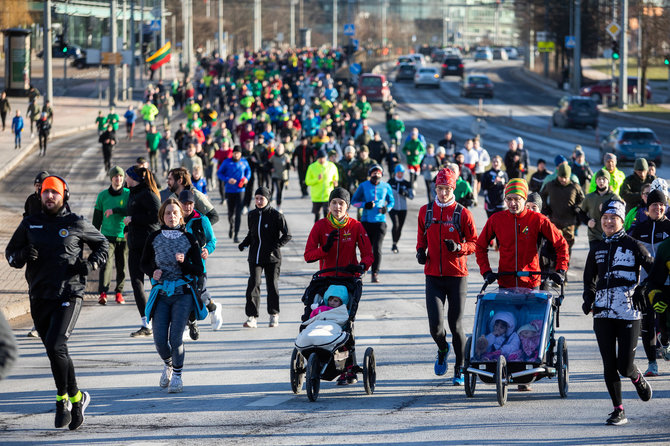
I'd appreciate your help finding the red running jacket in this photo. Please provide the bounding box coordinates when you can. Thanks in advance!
[304,216,374,276]
[475,209,569,289]
[416,201,478,277]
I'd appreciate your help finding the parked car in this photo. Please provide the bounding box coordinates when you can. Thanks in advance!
[580,78,652,103]
[504,47,520,59]
[37,44,84,60]
[473,48,493,62]
[357,74,391,102]
[599,127,663,166]
[552,96,599,129]
[492,48,508,60]
[396,63,417,81]
[461,74,494,98]
[414,67,441,88]
[441,56,464,78]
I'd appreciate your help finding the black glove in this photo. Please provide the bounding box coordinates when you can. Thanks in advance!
[345,263,365,274]
[549,269,566,285]
[444,239,461,252]
[582,301,593,315]
[484,271,497,285]
[70,259,95,276]
[416,249,427,265]
[238,242,246,251]
[380,206,387,214]
[650,289,669,314]
[322,229,339,252]
[632,285,647,312]
[20,244,39,262]
[364,201,374,209]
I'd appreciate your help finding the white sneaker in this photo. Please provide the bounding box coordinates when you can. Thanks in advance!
[243,316,257,328]
[182,328,190,342]
[242,206,249,215]
[159,364,173,388]
[168,374,183,393]
[210,302,223,331]
[269,314,279,327]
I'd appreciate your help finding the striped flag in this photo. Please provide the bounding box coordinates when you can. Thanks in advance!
[146,42,171,70]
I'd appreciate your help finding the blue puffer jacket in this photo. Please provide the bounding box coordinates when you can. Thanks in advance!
[217,157,252,193]
[352,180,395,223]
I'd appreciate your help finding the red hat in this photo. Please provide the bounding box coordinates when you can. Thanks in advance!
[435,168,457,189]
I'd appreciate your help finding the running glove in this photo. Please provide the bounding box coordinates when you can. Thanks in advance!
[549,270,566,285]
[444,240,461,252]
[344,263,366,274]
[632,285,647,312]
[20,244,38,262]
[483,271,497,284]
[649,289,669,313]
[364,201,375,209]
[322,229,338,252]
[70,260,96,276]
[416,249,427,265]
[581,301,592,315]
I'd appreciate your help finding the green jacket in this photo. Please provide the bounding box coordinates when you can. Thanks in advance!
[402,139,426,166]
[305,160,339,203]
[356,100,371,119]
[96,116,108,131]
[588,167,625,195]
[106,113,120,131]
[580,189,621,242]
[92,187,130,239]
[454,177,473,202]
[146,132,162,151]
[386,118,405,136]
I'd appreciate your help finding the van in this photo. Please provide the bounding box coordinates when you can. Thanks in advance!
[357,74,391,102]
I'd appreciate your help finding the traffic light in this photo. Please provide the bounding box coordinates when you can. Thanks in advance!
[55,34,68,54]
[664,55,670,66]
[611,40,620,60]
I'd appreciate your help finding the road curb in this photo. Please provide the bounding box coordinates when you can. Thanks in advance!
[0,122,98,183]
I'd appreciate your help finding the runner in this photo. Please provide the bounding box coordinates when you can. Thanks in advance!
[217,145,252,243]
[388,164,414,254]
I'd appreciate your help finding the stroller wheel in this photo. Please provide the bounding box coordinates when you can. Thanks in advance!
[495,355,508,407]
[290,348,305,394]
[464,337,476,398]
[557,337,569,398]
[363,347,376,395]
[306,353,321,402]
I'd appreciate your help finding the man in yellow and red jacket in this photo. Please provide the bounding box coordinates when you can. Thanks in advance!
[416,168,478,385]
[476,178,569,290]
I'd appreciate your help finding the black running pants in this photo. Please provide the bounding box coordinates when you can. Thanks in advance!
[389,209,407,244]
[128,245,148,319]
[226,192,244,238]
[362,221,386,275]
[245,262,281,317]
[425,275,467,370]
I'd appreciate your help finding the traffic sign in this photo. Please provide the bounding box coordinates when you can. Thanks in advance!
[537,41,555,53]
[536,31,549,42]
[343,24,355,36]
[352,39,359,51]
[606,22,621,38]
[101,52,123,65]
[565,35,575,49]
[150,20,161,32]
[349,63,362,75]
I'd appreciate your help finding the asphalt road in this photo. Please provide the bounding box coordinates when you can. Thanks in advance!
[1,64,669,445]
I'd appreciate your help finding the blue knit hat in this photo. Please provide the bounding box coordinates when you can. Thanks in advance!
[324,285,349,307]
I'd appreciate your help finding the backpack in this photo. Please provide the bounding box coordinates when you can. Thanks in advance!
[424,201,465,241]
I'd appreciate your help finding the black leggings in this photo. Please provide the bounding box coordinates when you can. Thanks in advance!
[389,209,407,244]
[425,275,467,370]
[226,191,244,238]
[272,178,286,206]
[640,310,668,362]
[128,245,148,320]
[31,298,83,396]
[593,318,641,407]
[246,262,281,317]
[362,221,387,275]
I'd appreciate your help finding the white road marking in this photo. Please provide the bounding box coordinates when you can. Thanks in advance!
[247,395,294,407]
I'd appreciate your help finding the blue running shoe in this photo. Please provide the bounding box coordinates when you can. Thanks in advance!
[453,370,464,386]
[434,344,450,376]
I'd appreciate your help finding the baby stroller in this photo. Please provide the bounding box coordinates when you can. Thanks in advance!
[463,271,568,406]
[289,267,376,402]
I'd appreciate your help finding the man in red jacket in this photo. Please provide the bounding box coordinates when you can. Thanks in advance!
[416,168,478,385]
[476,178,569,289]
[304,187,374,277]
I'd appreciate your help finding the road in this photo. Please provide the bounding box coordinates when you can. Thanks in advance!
[0,62,669,445]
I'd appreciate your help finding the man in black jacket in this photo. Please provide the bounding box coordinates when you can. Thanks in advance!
[238,187,292,328]
[6,175,108,431]
[99,124,117,172]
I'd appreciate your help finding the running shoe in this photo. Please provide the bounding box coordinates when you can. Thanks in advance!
[269,314,279,328]
[68,391,90,430]
[98,293,107,305]
[54,398,72,428]
[115,292,125,304]
[168,375,183,393]
[336,372,358,385]
[371,273,380,283]
[188,320,200,340]
[243,316,257,328]
[391,244,399,254]
[453,369,464,386]
[210,302,223,331]
[644,362,659,377]
[606,408,627,426]
[434,344,450,376]
[27,328,39,338]
[663,344,670,362]
[130,327,153,337]
[632,370,653,401]
[517,384,533,391]
[159,365,173,388]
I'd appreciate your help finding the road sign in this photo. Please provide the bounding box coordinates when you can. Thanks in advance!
[536,31,549,42]
[537,41,555,53]
[352,39,359,51]
[349,63,362,75]
[606,22,621,38]
[565,35,576,49]
[101,52,123,65]
[150,20,161,32]
[343,24,355,36]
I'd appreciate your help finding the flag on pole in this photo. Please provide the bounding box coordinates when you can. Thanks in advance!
[146,42,171,71]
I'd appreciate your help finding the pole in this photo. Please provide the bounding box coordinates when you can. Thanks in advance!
[618,0,628,109]
[543,0,549,78]
[299,0,304,30]
[140,0,144,86]
[110,0,118,107]
[254,0,262,51]
[122,0,128,101]
[636,10,641,105]
[572,0,581,94]
[63,0,68,93]
[159,0,165,80]
[333,0,337,48]
[218,0,224,56]
[381,1,387,47]
[130,0,136,91]
[44,0,53,105]
[290,0,296,47]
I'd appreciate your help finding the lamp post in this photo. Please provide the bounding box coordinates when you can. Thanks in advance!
[443,17,450,48]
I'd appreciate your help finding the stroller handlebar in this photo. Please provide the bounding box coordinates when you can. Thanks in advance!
[312,266,364,280]
[479,271,565,302]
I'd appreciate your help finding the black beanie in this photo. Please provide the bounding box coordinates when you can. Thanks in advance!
[254,186,271,201]
[647,189,668,207]
[526,192,543,210]
[329,187,350,207]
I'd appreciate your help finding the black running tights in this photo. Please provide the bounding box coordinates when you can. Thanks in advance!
[425,275,467,370]
[389,209,407,244]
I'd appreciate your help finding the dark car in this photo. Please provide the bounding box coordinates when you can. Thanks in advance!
[600,127,663,166]
[441,56,464,78]
[396,63,416,81]
[552,96,599,129]
[580,77,651,103]
[37,44,84,60]
[460,74,493,99]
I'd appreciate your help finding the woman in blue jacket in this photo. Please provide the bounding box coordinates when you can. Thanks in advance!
[352,164,394,283]
[217,145,251,243]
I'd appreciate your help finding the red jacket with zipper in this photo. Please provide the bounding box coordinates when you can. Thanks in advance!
[304,216,374,276]
[475,209,569,288]
[416,201,478,277]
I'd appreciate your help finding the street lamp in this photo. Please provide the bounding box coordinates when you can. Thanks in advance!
[443,17,450,48]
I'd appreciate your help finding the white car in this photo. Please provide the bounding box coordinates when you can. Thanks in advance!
[408,54,426,66]
[504,47,519,59]
[414,67,441,89]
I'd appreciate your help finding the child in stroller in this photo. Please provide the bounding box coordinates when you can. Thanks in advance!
[475,311,520,361]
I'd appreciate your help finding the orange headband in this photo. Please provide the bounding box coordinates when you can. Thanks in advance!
[41,176,66,197]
